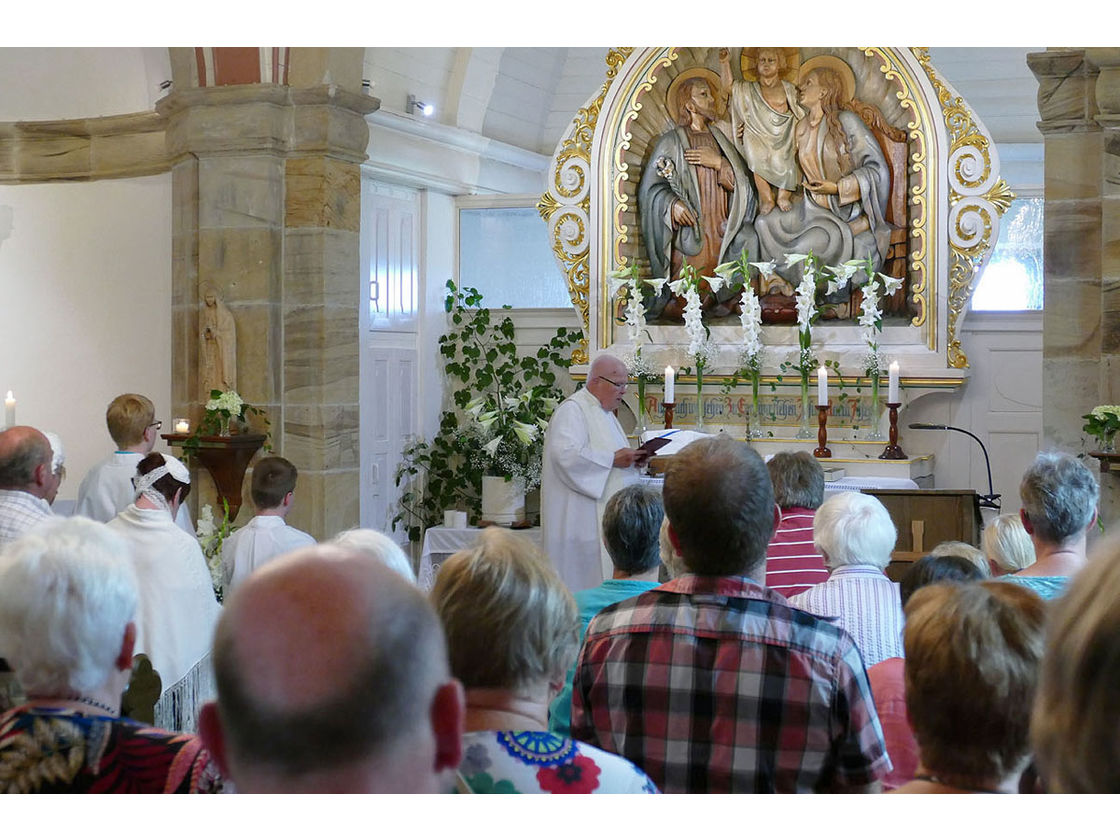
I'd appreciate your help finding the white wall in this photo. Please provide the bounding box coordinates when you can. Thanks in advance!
[0,175,173,506]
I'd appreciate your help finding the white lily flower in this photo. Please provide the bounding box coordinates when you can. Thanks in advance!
[704,274,727,294]
[858,307,879,329]
[477,411,499,430]
[668,277,690,296]
[513,421,538,445]
[784,253,809,268]
[713,260,739,279]
[465,397,486,417]
[750,260,777,275]
[607,270,631,299]
[482,436,502,458]
[879,273,903,296]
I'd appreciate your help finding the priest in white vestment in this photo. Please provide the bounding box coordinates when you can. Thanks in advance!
[541,354,649,591]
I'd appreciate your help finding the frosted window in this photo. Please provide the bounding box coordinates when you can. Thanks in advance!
[458,207,571,308]
[971,198,1043,311]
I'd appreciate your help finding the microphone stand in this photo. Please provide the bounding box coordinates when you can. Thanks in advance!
[908,423,1002,510]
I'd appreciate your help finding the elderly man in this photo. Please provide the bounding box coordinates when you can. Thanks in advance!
[199,545,465,793]
[790,491,904,667]
[1007,450,1099,600]
[572,436,889,793]
[76,393,194,535]
[548,484,665,737]
[0,426,59,547]
[765,450,829,597]
[541,353,648,592]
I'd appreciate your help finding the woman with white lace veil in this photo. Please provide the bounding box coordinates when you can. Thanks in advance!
[107,452,220,733]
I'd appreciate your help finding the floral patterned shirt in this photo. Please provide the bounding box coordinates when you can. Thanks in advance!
[0,704,225,793]
[456,730,658,794]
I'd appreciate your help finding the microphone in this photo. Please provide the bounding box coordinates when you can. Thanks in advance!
[907,423,1001,510]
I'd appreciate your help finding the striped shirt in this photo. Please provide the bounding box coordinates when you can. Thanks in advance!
[789,564,905,667]
[571,574,890,793]
[764,506,829,597]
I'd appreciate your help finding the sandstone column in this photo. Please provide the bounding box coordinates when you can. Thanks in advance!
[161,47,377,539]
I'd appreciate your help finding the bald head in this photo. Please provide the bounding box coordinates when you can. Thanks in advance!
[201,545,463,792]
[587,353,629,412]
[0,426,53,495]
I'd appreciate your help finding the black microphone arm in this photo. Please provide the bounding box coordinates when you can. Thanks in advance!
[907,423,1001,510]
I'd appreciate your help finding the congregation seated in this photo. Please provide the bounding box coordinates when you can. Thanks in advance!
[889,581,1046,794]
[926,540,989,577]
[431,527,658,794]
[199,544,465,793]
[0,517,223,792]
[548,484,664,737]
[76,393,194,535]
[982,513,1036,577]
[764,450,829,597]
[572,436,888,793]
[868,554,987,790]
[1008,450,1098,599]
[331,527,417,583]
[0,426,60,548]
[790,491,904,667]
[107,452,219,731]
[221,455,314,596]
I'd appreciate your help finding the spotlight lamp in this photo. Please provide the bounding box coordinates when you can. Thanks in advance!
[407,94,434,117]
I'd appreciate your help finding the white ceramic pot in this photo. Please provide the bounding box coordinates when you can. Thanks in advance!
[481,475,526,526]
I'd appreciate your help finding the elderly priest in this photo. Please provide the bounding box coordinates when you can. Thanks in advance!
[541,354,648,592]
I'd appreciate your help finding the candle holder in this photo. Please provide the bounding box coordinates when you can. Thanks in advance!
[879,402,907,460]
[663,402,675,430]
[813,404,832,458]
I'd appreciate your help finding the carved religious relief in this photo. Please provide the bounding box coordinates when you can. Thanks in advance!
[199,284,237,399]
[631,48,916,327]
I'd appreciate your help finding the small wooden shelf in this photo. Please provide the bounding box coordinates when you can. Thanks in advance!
[162,432,266,520]
[1089,451,1120,473]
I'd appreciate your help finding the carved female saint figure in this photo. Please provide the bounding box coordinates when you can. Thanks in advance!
[199,284,237,398]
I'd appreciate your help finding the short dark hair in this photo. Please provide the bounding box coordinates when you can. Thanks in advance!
[136,452,190,504]
[662,436,774,577]
[766,450,824,509]
[899,553,986,608]
[602,485,664,575]
[252,456,299,509]
[212,565,444,776]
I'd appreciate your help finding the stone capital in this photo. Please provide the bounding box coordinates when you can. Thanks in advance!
[1029,48,1100,133]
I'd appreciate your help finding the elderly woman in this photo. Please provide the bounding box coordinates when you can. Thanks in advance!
[107,452,220,732]
[431,527,658,793]
[1031,533,1120,792]
[331,527,417,583]
[790,491,903,666]
[890,581,1046,794]
[982,513,1036,576]
[0,517,223,792]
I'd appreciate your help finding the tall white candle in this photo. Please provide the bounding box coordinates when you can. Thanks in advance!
[664,366,675,403]
[4,391,14,428]
[888,361,900,403]
[817,366,828,406]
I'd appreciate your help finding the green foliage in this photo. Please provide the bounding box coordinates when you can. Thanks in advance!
[392,280,582,542]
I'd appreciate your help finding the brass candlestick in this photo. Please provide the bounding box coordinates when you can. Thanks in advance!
[813,404,832,458]
[880,402,907,460]
[663,402,675,429]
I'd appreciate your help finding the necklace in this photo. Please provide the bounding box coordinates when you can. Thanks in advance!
[29,694,118,716]
[911,773,1009,794]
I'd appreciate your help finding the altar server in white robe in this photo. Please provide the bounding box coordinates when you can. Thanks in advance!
[76,393,195,535]
[108,452,220,704]
[541,354,649,592]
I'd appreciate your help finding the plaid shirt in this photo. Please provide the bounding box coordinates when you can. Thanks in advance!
[0,490,55,549]
[570,574,890,793]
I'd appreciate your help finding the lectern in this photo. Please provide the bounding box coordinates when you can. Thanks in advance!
[860,489,982,581]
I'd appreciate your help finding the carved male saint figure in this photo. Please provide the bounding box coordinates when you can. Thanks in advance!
[638,71,757,320]
[720,47,805,216]
[199,284,237,398]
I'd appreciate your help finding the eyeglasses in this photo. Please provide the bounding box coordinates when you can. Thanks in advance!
[598,376,627,389]
[148,420,163,431]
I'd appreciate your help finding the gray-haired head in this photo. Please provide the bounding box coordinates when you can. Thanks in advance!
[767,450,825,510]
[1019,451,1098,545]
[602,484,664,575]
[813,491,898,570]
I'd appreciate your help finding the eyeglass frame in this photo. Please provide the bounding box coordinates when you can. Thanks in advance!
[597,375,628,389]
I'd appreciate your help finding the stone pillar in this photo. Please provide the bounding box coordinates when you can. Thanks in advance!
[1030,48,1120,527]
[161,50,377,539]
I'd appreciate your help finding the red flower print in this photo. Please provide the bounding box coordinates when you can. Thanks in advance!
[536,753,601,794]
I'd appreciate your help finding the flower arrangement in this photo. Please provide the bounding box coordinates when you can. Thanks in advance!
[1083,405,1120,452]
[712,251,767,438]
[196,500,234,602]
[667,264,717,428]
[609,264,665,434]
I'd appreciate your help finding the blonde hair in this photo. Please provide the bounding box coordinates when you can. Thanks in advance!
[658,516,684,579]
[430,527,578,692]
[1032,533,1120,792]
[982,515,1035,574]
[106,393,155,448]
[928,540,990,578]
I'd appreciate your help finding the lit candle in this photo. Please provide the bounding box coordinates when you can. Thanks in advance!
[4,391,14,428]
[174,418,190,434]
[888,361,900,403]
[817,366,828,406]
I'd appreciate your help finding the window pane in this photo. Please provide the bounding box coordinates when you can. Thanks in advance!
[971,197,1043,311]
[458,207,571,308]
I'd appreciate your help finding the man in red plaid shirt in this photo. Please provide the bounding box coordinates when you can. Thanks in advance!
[570,436,890,793]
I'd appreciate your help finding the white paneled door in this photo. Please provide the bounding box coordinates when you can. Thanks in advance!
[361,179,420,537]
